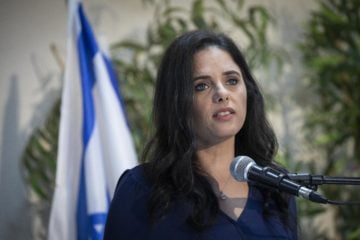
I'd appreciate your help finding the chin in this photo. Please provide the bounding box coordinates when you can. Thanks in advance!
[214,131,238,140]
[217,127,241,136]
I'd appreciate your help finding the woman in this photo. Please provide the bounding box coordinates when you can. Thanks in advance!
[104,30,298,239]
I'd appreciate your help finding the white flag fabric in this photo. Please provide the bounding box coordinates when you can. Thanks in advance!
[48,0,138,239]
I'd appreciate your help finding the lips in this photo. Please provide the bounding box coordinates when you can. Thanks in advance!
[213,108,235,120]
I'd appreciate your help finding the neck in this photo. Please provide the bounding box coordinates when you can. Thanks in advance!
[196,137,235,179]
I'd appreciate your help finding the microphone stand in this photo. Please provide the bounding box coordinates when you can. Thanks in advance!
[287,173,360,205]
[287,173,360,190]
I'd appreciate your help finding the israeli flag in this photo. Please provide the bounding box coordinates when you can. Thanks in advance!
[48,0,137,239]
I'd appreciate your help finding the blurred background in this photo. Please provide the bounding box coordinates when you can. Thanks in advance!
[0,0,359,239]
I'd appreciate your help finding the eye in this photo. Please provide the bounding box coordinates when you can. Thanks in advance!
[226,78,239,85]
[194,82,209,92]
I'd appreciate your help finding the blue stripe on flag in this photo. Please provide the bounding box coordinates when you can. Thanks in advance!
[89,213,107,239]
[78,4,97,145]
[76,3,106,240]
[76,156,88,240]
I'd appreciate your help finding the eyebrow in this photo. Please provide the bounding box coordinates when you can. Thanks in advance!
[223,70,241,76]
[193,70,242,81]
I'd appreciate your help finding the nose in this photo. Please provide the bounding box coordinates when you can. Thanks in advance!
[213,84,230,103]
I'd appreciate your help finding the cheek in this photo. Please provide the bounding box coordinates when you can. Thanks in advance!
[193,98,212,130]
[242,94,247,109]
[193,102,207,123]
[193,95,205,115]
[242,87,247,105]
[237,89,248,118]
[236,86,247,103]
[192,100,202,126]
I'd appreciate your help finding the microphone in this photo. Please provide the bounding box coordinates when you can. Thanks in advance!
[230,156,328,204]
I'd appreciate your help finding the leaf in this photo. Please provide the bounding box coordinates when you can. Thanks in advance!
[112,40,146,52]
[191,0,207,29]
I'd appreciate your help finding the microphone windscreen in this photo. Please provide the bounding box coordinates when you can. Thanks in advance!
[230,156,254,181]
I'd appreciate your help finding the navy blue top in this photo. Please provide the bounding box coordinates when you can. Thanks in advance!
[104,165,298,239]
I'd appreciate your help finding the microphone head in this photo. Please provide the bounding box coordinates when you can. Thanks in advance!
[230,156,255,181]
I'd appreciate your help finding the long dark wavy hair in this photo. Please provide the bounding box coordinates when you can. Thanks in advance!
[142,30,292,230]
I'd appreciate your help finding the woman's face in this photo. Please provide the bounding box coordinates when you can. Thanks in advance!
[192,46,247,148]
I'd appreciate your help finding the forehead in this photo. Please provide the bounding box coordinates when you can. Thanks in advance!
[192,46,241,74]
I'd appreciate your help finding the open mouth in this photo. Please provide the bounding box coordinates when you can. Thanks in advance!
[213,108,235,120]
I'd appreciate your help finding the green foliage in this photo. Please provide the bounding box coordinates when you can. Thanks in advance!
[22,100,60,201]
[299,0,360,238]
[21,100,60,239]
